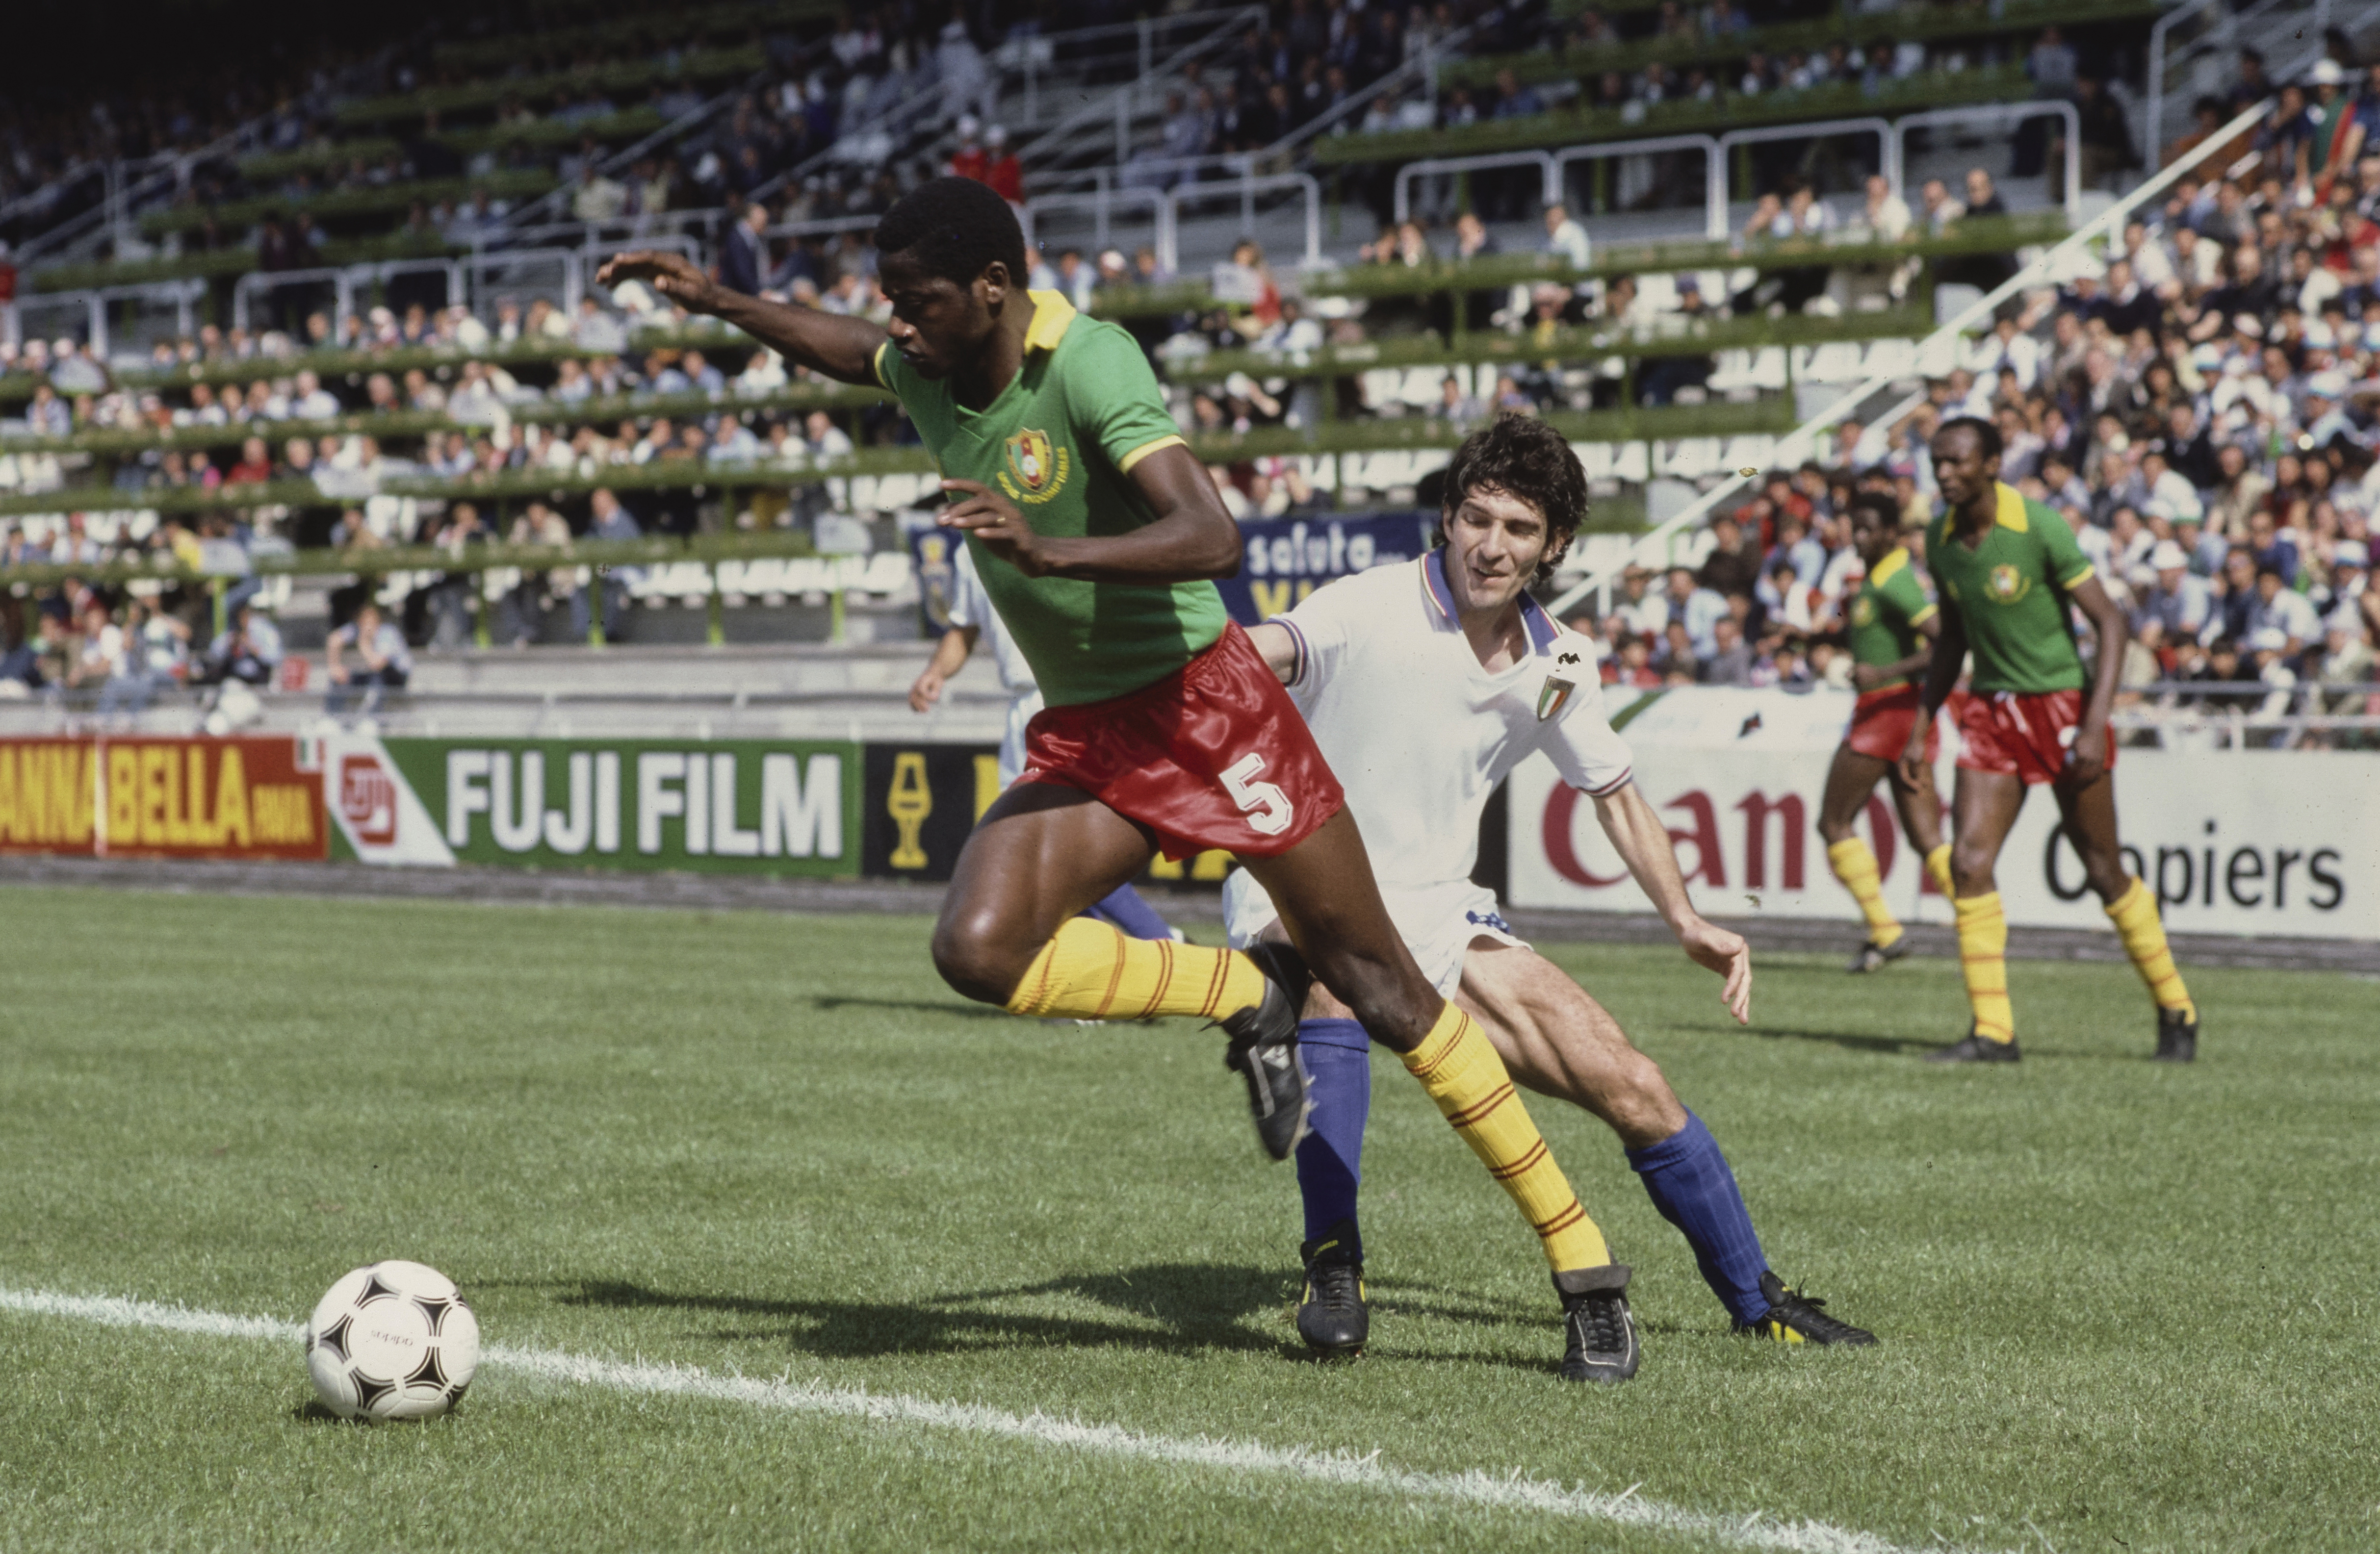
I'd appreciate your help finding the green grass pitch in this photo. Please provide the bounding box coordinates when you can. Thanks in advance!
[0,886,2375,1552]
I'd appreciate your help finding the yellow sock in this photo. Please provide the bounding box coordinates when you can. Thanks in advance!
[1003,918,1268,1022]
[2106,877,2196,1021]
[1827,836,1901,948]
[1954,892,2013,1044]
[1401,1001,1610,1272]
[1925,843,1955,900]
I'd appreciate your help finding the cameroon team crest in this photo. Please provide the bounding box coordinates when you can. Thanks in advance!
[1851,596,1876,627]
[998,428,1071,503]
[1985,563,2031,604]
[1006,429,1053,490]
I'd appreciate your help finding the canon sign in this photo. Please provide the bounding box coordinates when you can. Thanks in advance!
[1513,743,2373,940]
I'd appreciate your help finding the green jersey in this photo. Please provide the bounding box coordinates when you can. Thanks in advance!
[873,290,1222,706]
[1926,483,2096,693]
[1845,545,1936,689]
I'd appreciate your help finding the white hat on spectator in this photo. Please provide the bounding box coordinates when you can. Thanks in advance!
[2337,538,2371,569]
[2150,540,2190,571]
[2304,319,2339,350]
[986,124,1008,148]
[957,114,982,142]
[2311,57,2347,86]
[2248,626,2290,652]
[2307,369,2351,398]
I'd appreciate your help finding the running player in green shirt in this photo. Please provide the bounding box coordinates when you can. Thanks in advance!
[1904,418,2199,1063]
[1817,490,1952,973]
[597,180,1647,1381]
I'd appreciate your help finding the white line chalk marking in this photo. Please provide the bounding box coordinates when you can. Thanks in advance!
[1,1283,1984,1554]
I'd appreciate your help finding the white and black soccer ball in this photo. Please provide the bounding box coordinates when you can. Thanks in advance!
[304,1260,480,1421]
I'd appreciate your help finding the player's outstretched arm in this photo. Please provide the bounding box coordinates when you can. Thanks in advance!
[593,251,887,387]
[940,443,1241,583]
[1243,621,1298,684]
[1902,601,1966,789]
[1592,782,1752,1023]
[1851,611,1941,692]
[909,624,979,712]
[2067,574,2130,784]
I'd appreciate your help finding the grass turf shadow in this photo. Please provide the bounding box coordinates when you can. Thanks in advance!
[1684,1019,2143,1061]
[560,1263,1294,1361]
[558,1268,1638,1378]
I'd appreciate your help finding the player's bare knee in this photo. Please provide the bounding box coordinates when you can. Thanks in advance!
[930,914,1029,1005]
[1951,839,1997,894]
[1816,812,1858,844]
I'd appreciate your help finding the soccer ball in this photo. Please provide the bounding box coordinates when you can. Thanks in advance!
[304,1261,480,1421]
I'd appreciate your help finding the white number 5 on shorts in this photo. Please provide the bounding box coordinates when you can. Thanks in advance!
[1221,753,1294,836]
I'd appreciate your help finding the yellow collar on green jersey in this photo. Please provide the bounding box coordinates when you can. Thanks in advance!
[1993,482,2029,532]
[1868,545,1911,586]
[1023,289,1076,354]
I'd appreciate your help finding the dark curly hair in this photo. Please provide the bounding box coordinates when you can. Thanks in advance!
[876,176,1029,288]
[1934,414,2003,459]
[1435,413,1589,585]
[1845,488,1902,533]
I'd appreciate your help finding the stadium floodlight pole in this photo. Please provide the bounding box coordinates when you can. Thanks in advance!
[1544,94,2276,623]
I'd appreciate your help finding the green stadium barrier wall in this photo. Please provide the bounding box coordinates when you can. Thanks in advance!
[320,731,863,876]
[1512,689,2371,938]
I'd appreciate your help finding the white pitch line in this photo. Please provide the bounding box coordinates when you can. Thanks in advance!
[0,1284,1980,1554]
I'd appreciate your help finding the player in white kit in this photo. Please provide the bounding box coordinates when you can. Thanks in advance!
[911,543,1178,941]
[1228,416,1874,1367]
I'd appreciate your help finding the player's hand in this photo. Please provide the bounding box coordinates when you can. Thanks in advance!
[1895,726,1930,791]
[938,479,1050,575]
[2067,718,2110,784]
[1679,917,1752,1024]
[594,250,719,312]
[908,667,945,713]
[1849,662,1885,691]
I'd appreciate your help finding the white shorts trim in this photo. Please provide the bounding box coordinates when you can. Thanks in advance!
[1221,869,1527,998]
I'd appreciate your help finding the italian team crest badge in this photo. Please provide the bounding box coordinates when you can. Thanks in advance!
[1005,429,1054,491]
[1536,675,1576,722]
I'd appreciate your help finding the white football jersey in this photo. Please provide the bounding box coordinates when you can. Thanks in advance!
[947,542,1038,695]
[1275,551,1634,893]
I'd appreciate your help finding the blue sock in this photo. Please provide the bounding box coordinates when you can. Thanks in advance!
[1625,1112,1771,1324]
[1081,883,1175,942]
[1294,1018,1370,1247]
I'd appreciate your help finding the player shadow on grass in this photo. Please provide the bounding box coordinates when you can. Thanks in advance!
[1688,1019,2128,1060]
[806,995,1012,1020]
[562,1266,1289,1361]
[560,1268,1577,1373]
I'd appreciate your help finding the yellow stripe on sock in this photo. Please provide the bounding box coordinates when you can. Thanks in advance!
[1827,836,1901,946]
[1005,919,1268,1022]
[2106,877,2196,1021]
[1954,892,2014,1044]
[1401,1002,1610,1272]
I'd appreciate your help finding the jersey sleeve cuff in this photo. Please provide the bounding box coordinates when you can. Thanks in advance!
[1279,616,1312,687]
[1115,433,1187,473]
[2060,564,2095,587]
[1909,604,1939,626]
[1583,767,1633,798]
[870,341,892,390]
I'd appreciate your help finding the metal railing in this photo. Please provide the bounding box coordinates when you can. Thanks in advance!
[1546,91,2282,620]
[2144,0,2318,166]
[1553,134,1728,241]
[1260,19,1487,161]
[1716,116,1892,215]
[1021,189,1177,273]
[1890,103,2082,223]
[1394,152,1556,228]
[1012,7,1269,173]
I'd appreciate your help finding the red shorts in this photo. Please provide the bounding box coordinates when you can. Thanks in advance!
[1956,688,2114,785]
[1843,684,1938,763]
[1017,622,1345,861]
